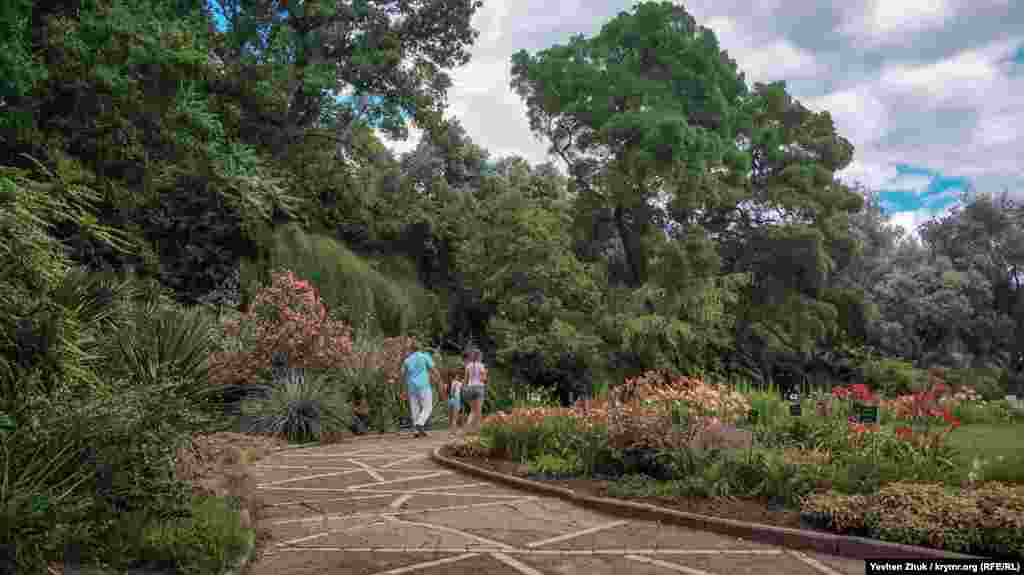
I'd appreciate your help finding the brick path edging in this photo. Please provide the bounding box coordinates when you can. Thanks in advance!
[431,446,980,562]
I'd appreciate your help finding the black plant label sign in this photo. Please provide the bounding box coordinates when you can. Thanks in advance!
[856,404,879,424]
[789,403,802,416]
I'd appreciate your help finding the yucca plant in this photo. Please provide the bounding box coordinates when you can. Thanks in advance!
[239,369,352,443]
[109,300,220,401]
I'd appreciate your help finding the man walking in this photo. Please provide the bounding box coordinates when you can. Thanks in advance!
[402,345,439,438]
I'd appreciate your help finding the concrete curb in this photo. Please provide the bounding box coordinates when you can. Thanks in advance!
[220,528,256,575]
[431,447,978,562]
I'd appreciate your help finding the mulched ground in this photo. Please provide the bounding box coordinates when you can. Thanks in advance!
[441,448,806,531]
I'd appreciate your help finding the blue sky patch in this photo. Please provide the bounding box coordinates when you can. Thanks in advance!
[877,164,967,214]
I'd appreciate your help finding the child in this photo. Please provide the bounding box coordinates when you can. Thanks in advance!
[447,376,464,437]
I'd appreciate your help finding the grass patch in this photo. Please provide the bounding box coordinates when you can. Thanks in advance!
[132,494,252,575]
[948,423,1024,483]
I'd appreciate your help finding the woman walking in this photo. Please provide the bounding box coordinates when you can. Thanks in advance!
[462,349,487,433]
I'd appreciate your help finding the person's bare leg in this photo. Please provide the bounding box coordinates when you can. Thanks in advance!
[449,406,459,435]
[466,400,475,431]
[472,399,483,432]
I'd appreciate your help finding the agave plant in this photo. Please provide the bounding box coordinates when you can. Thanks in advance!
[239,369,352,443]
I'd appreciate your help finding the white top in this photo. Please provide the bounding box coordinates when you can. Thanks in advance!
[466,361,486,387]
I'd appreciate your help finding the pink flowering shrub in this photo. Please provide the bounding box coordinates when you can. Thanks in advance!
[209,269,355,389]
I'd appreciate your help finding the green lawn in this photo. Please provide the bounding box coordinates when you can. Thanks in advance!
[947,422,1024,483]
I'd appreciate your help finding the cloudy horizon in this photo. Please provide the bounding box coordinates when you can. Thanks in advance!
[381,0,1023,239]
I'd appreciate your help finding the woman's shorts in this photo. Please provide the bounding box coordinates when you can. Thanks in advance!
[447,396,462,409]
[462,385,485,402]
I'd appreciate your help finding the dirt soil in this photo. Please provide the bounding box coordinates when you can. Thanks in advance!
[441,447,806,531]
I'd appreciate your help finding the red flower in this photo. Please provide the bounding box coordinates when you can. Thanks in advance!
[848,383,878,403]
[895,426,913,438]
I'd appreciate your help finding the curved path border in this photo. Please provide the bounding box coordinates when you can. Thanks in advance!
[431,446,977,562]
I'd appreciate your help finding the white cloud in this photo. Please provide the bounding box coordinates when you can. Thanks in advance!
[878,42,1013,109]
[376,0,1023,205]
[706,17,822,82]
[974,111,1021,147]
[839,0,955,46]
[806,87,889,147]
[838,159,894,190]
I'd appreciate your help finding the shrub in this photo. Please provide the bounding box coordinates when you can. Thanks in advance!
[339,333,417,432]
[246,225,434,337]
[528,453,580,477]
[869,482,1024,558]
[209,269,355,397]
[0,374,219,572]
[939,367,1006,400]
[606,474,708,499]
[239,369,352,443]
[107,299,221,397]
[861,359,924,397]
[800,491,870,535]
[133,494,251,575]
[567,423,617,476]
[803,483,1024,558]
[479,415,578,463]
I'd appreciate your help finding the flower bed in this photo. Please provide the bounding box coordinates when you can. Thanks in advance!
[455,371,1024,558]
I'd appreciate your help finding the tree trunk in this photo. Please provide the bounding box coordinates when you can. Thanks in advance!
[614,205,645,288]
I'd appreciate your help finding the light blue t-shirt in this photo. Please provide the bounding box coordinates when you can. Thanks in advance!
[402,351,434,392]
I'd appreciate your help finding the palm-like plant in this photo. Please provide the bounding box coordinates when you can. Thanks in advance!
[239,369,352,443]
[109,298,222,403]
[0,157,134,410]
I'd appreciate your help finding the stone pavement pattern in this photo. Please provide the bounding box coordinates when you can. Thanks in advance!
[248,433,866,575]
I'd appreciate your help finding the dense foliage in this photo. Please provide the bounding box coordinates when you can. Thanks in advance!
[1,0,1022,568]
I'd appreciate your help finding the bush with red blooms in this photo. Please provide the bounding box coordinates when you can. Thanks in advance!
[209,269,355,389]
[886,382,961,455]
[831,383,879,403]
[829,382,961,457]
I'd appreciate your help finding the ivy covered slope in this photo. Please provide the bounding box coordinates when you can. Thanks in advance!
[1,0,1024,570]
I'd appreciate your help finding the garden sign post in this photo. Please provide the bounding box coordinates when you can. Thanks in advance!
[856,403,879,425]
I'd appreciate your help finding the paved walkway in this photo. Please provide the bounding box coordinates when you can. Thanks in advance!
[248,432,865,575]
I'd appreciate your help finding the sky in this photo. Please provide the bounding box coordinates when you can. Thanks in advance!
[375,0,1024,239]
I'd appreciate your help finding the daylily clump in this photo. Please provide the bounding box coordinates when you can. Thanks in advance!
[832,383,879,403]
